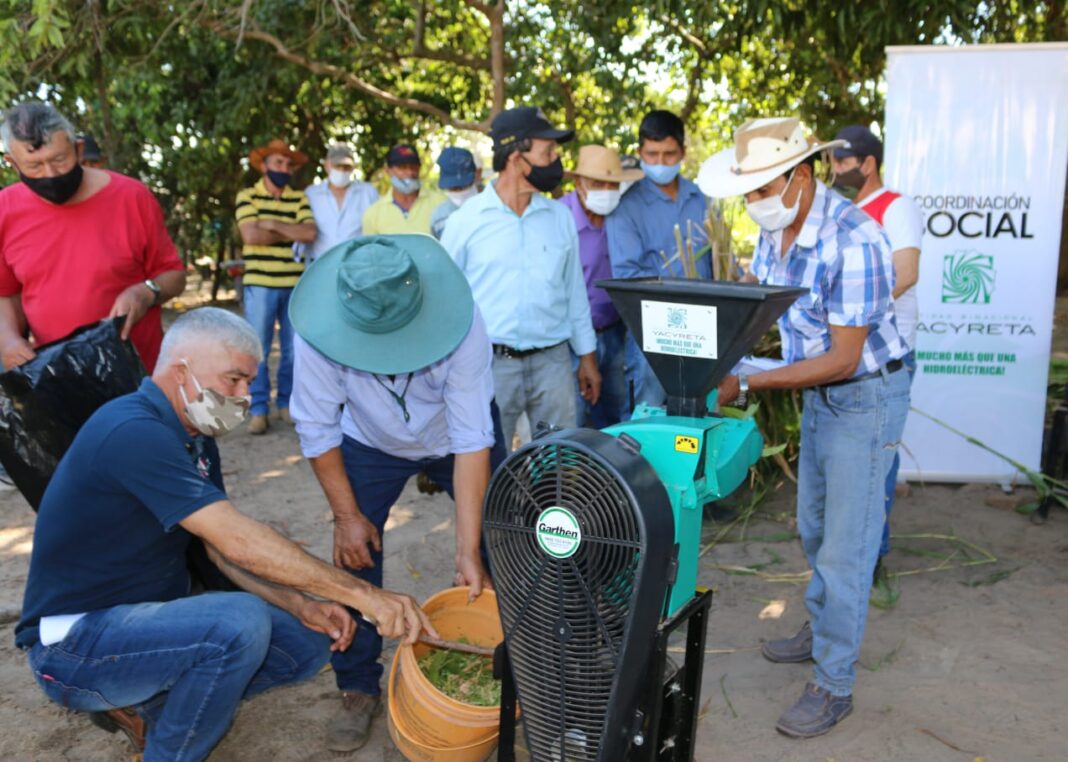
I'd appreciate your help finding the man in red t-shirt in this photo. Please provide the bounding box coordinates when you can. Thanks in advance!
[0,102,185,372]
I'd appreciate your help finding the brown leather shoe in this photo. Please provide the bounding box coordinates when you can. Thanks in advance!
[88,707,146,752]
[247,414,269,435]
[326,691,381,752]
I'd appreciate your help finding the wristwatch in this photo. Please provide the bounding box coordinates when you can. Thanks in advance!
[736,373,749,407]
[143,278,162,305]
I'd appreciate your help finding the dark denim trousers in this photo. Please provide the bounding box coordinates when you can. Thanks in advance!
[880,351,917,556]
[331,403,507,695]
[26,592,329,761]
[572,321,628,428]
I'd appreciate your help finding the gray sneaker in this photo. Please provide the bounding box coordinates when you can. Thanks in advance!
[761,621,813,663]
[326,691,381,752]
[775,682,853,738]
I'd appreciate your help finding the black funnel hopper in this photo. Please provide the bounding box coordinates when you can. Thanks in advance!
[598,277,806,417]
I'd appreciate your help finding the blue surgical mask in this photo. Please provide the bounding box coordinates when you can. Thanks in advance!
[265,169,291,189]
[641,160,681,186]
[390,176,421,194]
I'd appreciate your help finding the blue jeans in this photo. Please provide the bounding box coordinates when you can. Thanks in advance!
[332,405,507,695]
[880,351,917,557]
[26,592,329,761]
[572,322,628,428]
[243,285,294,416]
[797,366,910,696]
[624,331,666,414]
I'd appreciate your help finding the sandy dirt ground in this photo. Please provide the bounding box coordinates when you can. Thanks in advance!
[0,291,1066,761]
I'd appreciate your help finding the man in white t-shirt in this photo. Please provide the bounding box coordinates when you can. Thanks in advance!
[832,125,924,579]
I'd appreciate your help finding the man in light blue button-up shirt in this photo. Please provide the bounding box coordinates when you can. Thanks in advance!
[441,105,600,448]
[300,144,379,264]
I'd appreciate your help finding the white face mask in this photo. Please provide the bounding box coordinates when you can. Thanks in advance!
[745,169,800,232]
[178,360,251,437]
[583,189,622,216]
[445,186,479,207]
[328,168,353,188]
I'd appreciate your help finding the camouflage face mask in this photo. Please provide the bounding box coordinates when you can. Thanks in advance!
[179,360,251,437]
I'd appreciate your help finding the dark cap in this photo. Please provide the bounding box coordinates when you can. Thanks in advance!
[833,125,883,165]
[436,147,477,190]
[79,133,103,161]
[490,106,574,149]
[386,143,421,167]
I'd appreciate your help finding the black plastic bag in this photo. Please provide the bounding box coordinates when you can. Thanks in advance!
[0,317,145,509]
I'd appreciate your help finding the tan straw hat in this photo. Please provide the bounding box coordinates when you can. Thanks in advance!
[697,117,845,198]
[249,139,310,172]
[568,145,644,184]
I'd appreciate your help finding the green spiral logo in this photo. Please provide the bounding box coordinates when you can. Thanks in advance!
[941,251,994,304]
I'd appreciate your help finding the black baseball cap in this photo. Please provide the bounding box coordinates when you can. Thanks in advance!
[79,133,103,161]
[386,143,421,167]
[833,126,883,165]
[490,106,574,149]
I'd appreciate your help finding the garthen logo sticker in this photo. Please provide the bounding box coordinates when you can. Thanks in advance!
[535,507,582,559]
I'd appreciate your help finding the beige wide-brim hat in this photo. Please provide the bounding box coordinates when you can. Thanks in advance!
[697,117,846,198]
[567,145,644,184]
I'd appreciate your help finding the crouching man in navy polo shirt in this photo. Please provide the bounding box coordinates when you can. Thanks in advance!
[15,307,436,761]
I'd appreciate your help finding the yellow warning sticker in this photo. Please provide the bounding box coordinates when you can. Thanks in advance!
[674,435,699,454]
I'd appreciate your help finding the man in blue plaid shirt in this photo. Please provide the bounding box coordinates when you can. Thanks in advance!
[699,117,909,738]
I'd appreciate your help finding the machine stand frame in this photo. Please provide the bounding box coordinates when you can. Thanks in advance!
[495,589,712,762]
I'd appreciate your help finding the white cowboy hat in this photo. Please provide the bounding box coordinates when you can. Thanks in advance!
[697,117,846,198]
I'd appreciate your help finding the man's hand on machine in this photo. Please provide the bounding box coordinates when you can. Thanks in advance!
[359,587,440,644]
[333,513,381,570]
[717,374,740,406]
[454,551,494,600]
[297,598,357,652]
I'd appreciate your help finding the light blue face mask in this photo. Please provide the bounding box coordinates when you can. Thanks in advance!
[640,160,682,186]
[390,175,421,194]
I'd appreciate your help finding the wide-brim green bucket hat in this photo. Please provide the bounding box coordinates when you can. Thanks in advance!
[289,234,474,374]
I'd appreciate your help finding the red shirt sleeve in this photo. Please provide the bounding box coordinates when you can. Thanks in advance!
[134,182,183,278]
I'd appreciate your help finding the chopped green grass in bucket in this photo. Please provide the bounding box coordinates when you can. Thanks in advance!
[417,640,501,707]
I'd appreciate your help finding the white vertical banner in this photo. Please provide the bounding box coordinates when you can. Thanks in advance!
[884,43,1068,483]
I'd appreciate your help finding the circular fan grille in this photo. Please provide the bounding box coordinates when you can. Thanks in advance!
[485,439,645,761]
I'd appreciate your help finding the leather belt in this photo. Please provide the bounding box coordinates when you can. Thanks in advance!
[821,358,904,388]
[492,341,565,360]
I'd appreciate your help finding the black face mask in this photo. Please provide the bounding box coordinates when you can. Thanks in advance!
[19,162,84,205]
[265,169,291,189]
[833,167,866,196]
[522,155,563,193]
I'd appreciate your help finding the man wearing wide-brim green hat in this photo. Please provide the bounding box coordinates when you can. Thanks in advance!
[288,233,506,752]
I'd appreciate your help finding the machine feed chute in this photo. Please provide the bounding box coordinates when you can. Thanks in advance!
[600,277,806,417]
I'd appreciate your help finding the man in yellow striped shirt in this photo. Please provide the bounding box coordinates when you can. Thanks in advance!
[236,139,317,434]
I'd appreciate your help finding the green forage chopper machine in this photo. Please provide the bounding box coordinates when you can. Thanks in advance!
[484,278,804,761]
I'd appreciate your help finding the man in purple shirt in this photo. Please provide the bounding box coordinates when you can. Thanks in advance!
[560,146,644,427]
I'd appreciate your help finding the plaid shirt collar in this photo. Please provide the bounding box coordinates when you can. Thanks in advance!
[758,179,830,255]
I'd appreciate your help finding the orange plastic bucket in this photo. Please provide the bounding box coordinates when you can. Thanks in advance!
[387,587,503,761]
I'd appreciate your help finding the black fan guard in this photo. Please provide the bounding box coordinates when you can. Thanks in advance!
[484,428,675,761]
